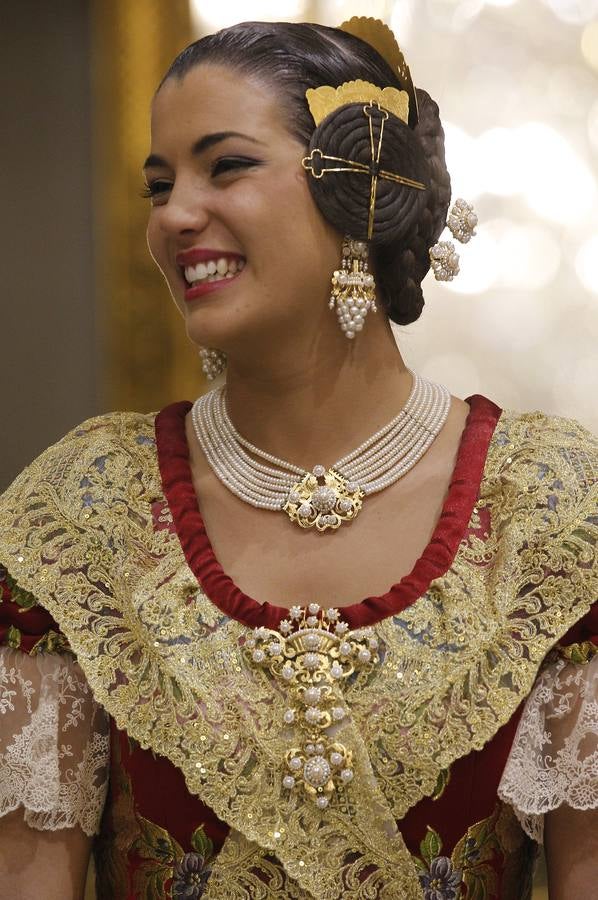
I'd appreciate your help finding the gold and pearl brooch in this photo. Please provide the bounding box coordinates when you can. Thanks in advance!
[245,604,379,810]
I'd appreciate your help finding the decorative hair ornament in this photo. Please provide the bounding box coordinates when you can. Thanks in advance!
[305,80,409,126]
[302,99,426,242]
[339,16,419,128]
[428,198,478,282]
[447,197,478,243]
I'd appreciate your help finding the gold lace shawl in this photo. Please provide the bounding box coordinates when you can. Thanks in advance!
[0,408,596,899]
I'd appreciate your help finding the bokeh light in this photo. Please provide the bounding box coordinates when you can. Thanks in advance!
[581,21,598,73]
[518,122,597,226]
[588,99,598,151]
[496,224,561,291]
[575,235,598,294]
[541,0,598,25]
[442,225,500,294]
[190,0,306,31]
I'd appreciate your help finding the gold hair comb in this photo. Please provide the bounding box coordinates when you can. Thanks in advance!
[305,80,409,127]
[339,16,419,128]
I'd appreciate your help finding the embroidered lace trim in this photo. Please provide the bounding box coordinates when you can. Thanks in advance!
[498,653,598,844]
[0,407,595,897]
[0,647,110,836]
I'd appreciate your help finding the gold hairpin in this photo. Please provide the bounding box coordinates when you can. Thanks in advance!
[302,101,426,240]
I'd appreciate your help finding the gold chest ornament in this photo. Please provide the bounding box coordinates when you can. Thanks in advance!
[246,603,379,808]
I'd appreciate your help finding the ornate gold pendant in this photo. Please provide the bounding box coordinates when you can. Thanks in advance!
[282,467,364,531]
[246,604,379,810]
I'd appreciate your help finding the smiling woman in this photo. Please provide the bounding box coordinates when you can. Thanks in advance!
[0,16,597,900]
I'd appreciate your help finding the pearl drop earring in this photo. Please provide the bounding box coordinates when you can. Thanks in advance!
[199,348,227,380]
[329,237,377,339]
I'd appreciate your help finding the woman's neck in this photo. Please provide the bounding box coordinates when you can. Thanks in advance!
[220,319,413,470]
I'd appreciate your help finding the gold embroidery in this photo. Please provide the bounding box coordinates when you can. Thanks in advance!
[30,630,71,655]
[557,640,597,664]
[6,624,21,649]
[2,570,39,610]
[0,408,595,897]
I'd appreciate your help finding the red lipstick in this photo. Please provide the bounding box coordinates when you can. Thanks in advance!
[176,247,246,303]
[176,247,245,267]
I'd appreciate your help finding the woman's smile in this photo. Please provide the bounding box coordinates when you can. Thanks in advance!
[176,247,246,302]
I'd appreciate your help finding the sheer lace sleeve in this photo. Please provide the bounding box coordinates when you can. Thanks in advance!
[0,646,110,836]
[498,650,598,844]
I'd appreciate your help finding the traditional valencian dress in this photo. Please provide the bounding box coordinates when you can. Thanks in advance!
[0,395,596,899]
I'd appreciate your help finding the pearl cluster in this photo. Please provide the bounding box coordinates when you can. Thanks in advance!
[192,371,450,529]
[199,347,227,381]
[246,603,379,810]
[429,241,460,282]
[447,198,478,244]
[330,239,377,340]
[428,197,478,282]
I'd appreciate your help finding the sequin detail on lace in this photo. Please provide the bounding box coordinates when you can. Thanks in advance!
[0,407,595,895]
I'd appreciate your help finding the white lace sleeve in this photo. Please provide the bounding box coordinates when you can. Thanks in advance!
[0,646,110,836]
[498,651,598,844]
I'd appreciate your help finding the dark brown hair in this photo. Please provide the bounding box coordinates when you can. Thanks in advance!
[161,21,451,326]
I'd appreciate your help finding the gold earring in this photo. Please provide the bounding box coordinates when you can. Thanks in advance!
[330,237,377,339]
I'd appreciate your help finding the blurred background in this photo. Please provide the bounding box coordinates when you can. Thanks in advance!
[3,1,597,896]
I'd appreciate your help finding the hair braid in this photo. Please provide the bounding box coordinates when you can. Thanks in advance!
[375,88,452,325]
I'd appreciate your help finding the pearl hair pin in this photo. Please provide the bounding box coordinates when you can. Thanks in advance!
[429,198,478,282]
[191,370,450,532]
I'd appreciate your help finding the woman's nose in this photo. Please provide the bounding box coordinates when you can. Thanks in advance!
[159,181,210,236]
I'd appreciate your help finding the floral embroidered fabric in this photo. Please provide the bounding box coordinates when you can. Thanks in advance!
[0,646,110,835]
[0,399,596,898]
[498,651,598,843]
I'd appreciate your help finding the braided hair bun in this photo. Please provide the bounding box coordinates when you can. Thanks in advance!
[376,88,451,325]
[305,102,430,246]
[305,89,451,326]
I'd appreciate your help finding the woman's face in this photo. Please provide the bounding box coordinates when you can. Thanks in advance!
[145,64,343,359]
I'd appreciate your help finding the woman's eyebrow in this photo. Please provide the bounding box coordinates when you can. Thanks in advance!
[143,131,265,169]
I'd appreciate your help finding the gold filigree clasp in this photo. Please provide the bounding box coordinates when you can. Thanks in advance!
[282,467,364,531]
[245,604,379,810]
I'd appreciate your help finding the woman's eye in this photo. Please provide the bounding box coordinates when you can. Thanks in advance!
[211,157,259,177]
[140,180,172,200]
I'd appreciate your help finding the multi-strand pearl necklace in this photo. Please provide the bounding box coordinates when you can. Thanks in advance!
[191,371,451,532]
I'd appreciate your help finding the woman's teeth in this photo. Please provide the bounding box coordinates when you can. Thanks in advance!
[184,257,245,285]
